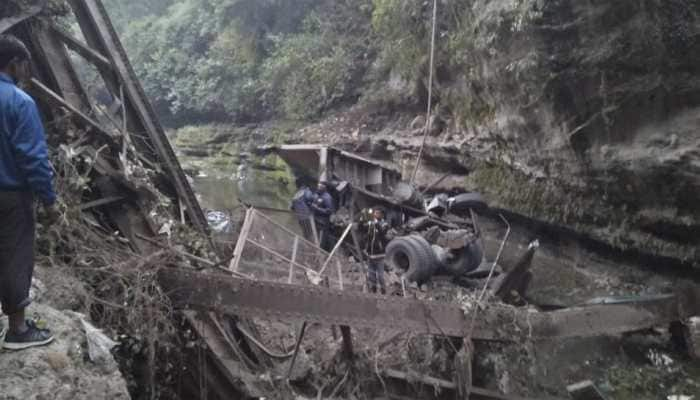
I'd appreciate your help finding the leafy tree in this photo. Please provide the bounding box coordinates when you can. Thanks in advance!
[101,0,470,126]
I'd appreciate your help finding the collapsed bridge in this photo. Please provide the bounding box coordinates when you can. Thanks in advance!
[3,1,700,399]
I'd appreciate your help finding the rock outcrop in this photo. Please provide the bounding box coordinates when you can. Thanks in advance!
[0,303,131,400]
[372,0,700,267]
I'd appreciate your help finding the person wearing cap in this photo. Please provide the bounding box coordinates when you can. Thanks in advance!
[311,181,335,251]
[0,34,58,350]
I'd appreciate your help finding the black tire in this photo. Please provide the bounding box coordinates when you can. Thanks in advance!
[385,237,416,273]
[450,192,488,213]
[443,240,484,277]
[385,235,437,284]
[405,235,439,284]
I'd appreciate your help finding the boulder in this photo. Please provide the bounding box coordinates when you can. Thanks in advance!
[0,303,131,400]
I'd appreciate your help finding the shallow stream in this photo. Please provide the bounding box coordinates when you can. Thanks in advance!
[183,154,297,212]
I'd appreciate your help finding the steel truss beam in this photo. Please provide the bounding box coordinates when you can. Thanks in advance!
[160,269,700,341]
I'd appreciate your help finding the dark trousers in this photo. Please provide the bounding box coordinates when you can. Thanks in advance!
[315,220,333,252]
[367,258,385,294]
[297,218,314,242]
[0,191,35,315]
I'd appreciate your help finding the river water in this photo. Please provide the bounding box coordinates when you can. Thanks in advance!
[186,155,297,212]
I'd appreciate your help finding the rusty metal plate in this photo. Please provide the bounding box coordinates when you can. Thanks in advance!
[159,269,700,341]
[162,269,473,337]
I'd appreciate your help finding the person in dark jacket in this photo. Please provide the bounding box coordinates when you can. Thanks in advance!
[365,207,390,294]
[0,34,58,350]
[290,183,315,241]
[311,181,335,251]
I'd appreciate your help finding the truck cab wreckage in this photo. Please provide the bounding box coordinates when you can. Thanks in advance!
[3,1,700,399]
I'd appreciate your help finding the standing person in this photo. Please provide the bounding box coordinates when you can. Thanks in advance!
[0,34,58,350]
[311,181,334,251]
[365,208,390,294]
[290,180,315,241]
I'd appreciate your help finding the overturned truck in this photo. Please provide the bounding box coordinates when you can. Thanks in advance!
[264,144,528,300]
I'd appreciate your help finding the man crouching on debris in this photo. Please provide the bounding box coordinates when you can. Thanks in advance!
[0,34,58,350]
[365,207,390,294]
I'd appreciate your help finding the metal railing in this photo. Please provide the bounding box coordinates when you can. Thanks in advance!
[228,208,359,291]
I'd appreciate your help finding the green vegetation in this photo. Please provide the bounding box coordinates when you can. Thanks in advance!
[104,0,371,124]
[103,0,478,127]
[606,362,700,400]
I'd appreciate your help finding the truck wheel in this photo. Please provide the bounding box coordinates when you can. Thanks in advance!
[450,192,488,213]
[405,235,439,284]
[385,235,437,284]
[443,240,484,276]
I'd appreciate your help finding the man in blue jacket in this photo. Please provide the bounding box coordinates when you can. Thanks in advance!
[0,34,58,350]
[311,181,335,251]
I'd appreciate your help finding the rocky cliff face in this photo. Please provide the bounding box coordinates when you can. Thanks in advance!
[168,0,699,267]
[365,0,700,267]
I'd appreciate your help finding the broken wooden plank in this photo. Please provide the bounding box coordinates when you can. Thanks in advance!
[566,380,607,400]
[158,269,700,341]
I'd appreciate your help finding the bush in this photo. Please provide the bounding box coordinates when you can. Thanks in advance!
[108,0,375,125]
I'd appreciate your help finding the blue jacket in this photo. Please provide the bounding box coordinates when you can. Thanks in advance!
[0,73,56,205]
[311,191,334,224]
[291,187,314,219]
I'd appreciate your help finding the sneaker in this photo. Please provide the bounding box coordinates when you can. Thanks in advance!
[2,320,54,350]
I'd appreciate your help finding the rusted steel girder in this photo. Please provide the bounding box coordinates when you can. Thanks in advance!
[0,3,42,34]
[159,269,700,341]
[67,0,211,239]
